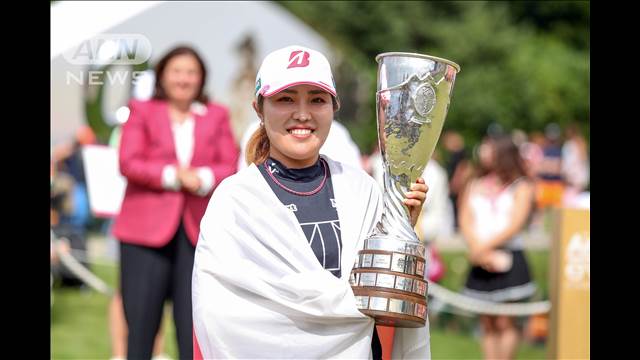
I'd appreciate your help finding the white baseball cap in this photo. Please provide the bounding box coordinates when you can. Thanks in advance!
[255,45,337,98]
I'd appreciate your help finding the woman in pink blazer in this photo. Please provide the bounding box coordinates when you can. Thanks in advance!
[112,46,238,360]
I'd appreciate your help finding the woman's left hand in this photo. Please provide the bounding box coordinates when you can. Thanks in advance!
[178,167,202,194]
[404,177,429,227]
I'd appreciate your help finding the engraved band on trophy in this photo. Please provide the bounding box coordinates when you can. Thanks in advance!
[351,52,460,328]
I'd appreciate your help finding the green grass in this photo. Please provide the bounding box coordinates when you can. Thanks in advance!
[430,325,546,359]
[51,263,179,359]
[51,250,549,359]
[430,250,549,359]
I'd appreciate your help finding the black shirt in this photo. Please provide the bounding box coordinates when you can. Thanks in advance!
[258,157,342,278]
[258,156,382,359]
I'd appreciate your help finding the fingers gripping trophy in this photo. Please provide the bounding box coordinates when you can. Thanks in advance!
[350,53,460,327]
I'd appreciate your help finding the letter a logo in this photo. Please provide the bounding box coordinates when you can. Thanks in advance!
[287,50,310,69]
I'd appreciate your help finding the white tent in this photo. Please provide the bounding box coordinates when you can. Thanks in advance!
[51,1,332,145]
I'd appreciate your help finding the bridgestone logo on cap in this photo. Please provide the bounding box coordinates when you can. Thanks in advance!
[287,50,310,69]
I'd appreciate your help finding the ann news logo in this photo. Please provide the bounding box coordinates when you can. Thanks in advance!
[63,34,152,65]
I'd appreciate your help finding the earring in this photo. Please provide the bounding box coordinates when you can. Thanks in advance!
[260,121,264,127]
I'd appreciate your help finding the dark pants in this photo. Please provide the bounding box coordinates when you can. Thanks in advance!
[372,325,382,360]
[120,224,195,360]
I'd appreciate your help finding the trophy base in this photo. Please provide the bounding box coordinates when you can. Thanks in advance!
[352,288,427,328]
[360,309,426,328]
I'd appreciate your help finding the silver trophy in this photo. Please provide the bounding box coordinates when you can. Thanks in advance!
[351,52,460,327]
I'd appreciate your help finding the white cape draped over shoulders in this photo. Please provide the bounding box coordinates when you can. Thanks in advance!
[193,156,430,359]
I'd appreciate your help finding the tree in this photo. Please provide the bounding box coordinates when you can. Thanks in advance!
[278,1,589,150]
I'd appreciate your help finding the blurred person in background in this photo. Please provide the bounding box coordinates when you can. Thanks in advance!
[459,134,536,360]
[112,45,239,360]
[50,169,75,286]
[415,151,453,283]
[106,67,170,360]
[51,125,96,287]
[442,130,473,229]
[519,131,545,179]
[535,123,565,209]
[517,131,547,231]
[411,154,451,327]
[561,122,589,207]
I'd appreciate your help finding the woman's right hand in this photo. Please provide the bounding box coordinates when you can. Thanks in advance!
[470,249,510,273]
[468,245,493,268]
[178,168,202,193]
[468,248,484,266]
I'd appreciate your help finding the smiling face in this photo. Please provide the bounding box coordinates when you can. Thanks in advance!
[253,84,334,168]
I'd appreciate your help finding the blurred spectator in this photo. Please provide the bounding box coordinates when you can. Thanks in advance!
[415,152,454,242]
[365,144,383,185]
[519,131,545,178]
[535,123,564,208]
[459,135,536,360]
[561,122,589,207]
[106,76,169,360]
[53,125,96,231]
[416,154,453,283]
[486,122,504,138]
[442,130,473,228]
[511,129,527,149]
[51,125,96,287]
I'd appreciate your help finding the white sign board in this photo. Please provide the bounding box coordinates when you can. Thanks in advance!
[81,145,127,218]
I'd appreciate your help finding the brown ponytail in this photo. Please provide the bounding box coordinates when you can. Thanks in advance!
[245,124,270,165]
[246,96,270,165]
